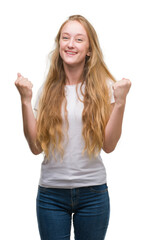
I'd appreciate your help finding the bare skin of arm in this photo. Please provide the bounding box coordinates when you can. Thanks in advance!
[15,73,42,155]
[103,78,132,153]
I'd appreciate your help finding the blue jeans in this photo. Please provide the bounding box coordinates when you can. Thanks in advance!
[36,183,110,240]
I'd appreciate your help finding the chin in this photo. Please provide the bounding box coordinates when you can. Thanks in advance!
[63,58,85,67]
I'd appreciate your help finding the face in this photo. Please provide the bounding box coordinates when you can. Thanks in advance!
[59,20,90,67]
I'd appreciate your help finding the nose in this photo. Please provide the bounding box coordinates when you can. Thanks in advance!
[68,37,75,48]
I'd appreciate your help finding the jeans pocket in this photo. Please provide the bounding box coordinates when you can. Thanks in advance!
[89,184,108,194]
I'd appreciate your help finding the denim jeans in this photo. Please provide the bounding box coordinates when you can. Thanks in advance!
[36,183,110,240]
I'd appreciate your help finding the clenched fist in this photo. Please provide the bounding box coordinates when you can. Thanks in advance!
[112,78,131,105]
[15,73,33,104]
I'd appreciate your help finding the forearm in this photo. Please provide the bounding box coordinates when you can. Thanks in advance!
[21,100,42,155]
[103,102,126,153]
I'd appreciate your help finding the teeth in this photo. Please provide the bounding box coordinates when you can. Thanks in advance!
[66,51,76,55]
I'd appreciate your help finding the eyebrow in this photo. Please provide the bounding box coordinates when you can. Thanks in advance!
[61,32,86,37]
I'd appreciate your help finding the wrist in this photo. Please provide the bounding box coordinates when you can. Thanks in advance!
[114,100,126,108]
[21,98,32,106]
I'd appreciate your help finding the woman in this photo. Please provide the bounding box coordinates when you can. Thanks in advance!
[15,15,131,240]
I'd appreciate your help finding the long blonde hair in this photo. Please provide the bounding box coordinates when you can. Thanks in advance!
[36,15,116,161]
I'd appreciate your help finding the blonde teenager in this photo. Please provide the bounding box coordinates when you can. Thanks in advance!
[15,15,131,240]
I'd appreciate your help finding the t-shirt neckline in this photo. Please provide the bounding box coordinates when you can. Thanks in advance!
[65,82,83,87]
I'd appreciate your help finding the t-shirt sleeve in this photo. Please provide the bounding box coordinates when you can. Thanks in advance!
[33,84,44,118]
[107,80,115,104]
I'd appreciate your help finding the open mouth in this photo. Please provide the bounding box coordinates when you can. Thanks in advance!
[65,50,78,56]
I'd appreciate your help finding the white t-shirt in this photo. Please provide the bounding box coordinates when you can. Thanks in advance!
[34,81,115,189]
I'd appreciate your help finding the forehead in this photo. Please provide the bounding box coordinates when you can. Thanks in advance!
[61,20,88,37]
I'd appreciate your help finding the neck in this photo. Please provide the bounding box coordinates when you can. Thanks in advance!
[63,62,85,85]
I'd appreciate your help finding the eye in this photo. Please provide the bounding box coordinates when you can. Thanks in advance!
[62,36,69,40]
[76,38,83,42]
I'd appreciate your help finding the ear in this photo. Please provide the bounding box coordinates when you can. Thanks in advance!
[86,51,91,57]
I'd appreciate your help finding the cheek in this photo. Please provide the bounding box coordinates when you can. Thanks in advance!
[81,45,89,56]
[59,42,64,57]
[59,40,66,50]
[59,48,63,60]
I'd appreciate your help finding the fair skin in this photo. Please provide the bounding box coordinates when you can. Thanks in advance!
[15,20,131,154]
[15,73,42,154]
[103,78,131,153]
[59,20,90,85]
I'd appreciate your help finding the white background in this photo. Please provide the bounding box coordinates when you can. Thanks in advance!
[0,0,146,239]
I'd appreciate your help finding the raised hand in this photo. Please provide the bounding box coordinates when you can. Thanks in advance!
[15,73,33,104]
[112,78,132,105]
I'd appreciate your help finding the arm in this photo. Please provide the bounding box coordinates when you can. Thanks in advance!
[15,73,42,155]
[21,101,42,155]
[103,102,125,153]
[103,78,131,153]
